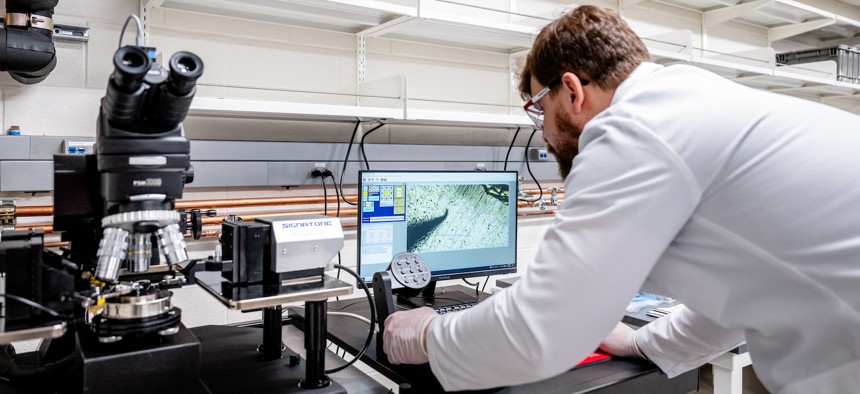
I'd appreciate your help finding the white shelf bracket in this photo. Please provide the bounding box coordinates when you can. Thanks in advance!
[704,0,772,27]
[509,53,519,114]
[359,15,418,38]
[139,0,165,46]
[768,18,835,43]
[357,34,367,105]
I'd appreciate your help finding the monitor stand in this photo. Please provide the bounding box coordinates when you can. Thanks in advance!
[394,281,482,309]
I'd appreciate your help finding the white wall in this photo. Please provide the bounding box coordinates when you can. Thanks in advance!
[4,0,858,138]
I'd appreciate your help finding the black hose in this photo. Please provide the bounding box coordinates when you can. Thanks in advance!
[0,0,58,84]
[523,129,544,202]
[0,344,76,382]
[325,264,376,374]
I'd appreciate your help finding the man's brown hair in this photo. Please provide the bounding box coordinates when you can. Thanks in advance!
[519,6,650,98]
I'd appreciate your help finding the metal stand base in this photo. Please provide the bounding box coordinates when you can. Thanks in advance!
[192,325,346,394]
[77,324,202,394]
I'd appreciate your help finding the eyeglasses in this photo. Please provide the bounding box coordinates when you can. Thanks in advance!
[523,74,589,131]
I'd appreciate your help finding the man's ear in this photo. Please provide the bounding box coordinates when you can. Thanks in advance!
[561,72,586,113]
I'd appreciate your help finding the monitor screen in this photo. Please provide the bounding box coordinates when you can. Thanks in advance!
[357,170,518,284]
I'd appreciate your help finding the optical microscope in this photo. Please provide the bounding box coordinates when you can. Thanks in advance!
[0,11,355,391]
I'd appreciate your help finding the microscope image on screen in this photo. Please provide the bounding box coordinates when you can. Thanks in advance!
[406,184,510,253]
[357,171,518,286]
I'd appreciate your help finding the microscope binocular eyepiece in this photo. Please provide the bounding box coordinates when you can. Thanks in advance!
[103,46,204,127]
[167,51,204,96]
[153,51,204,127]
[104,46,151,124]
[111,46,150,93]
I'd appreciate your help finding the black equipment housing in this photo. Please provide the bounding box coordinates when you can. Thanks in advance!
[0,0,58,84]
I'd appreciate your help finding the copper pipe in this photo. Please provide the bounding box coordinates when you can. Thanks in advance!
[16,206,54,216]
[41,220,363,249]
[13,196,354,217]
[14,187,563,218]
[15,224,53,232]
[520,209,559,216]
[200,200,551,225]
[19,199,558,233]
[202,209,358,225]
[175,195,349,210]
[179,190,558,211]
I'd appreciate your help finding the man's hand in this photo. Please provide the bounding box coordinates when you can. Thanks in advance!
[599,322,646,358]
[383,306,439,364]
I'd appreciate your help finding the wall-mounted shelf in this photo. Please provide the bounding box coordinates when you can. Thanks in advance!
[158,0,543,53]
[651,0,860,45]
[159,0,415,33]
[190,96,532,128]
[190,73,532,128]
[152,0,860,123]
[643,30,860,101]
[189,97,403,122]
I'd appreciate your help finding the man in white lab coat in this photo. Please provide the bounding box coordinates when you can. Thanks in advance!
[382,5,860,394]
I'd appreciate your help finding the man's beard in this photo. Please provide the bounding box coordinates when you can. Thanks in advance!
[546,110,582,179]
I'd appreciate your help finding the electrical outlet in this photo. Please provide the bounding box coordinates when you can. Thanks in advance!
[310,163,329,178]
[63,141,95,155]
[528,148,550,161]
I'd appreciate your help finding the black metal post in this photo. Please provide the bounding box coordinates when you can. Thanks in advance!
[300,300,330,389]
[261,306,283,360]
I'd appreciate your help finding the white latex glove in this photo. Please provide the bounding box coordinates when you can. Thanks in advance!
[599,322,647,358]
[383,306,438,364]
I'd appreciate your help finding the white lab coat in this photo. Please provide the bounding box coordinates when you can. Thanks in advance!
[426,62,860,393]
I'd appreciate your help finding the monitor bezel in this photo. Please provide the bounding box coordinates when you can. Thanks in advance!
[356,169,519,285]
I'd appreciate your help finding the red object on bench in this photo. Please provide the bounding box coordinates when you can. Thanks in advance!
[575,350,612,367]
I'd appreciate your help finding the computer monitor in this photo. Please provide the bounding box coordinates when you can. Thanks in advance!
[357,170,518,293]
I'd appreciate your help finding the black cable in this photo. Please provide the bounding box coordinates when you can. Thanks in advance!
[325,264,376,374]
[335,252,343,284]
[328,298,367,311]
[327,173,344,300]
[462,278,479,298]
[0,344,76,381]
[321,176,328,216]
[338,120,362,206]
[523,128,544,203]
[0,293,65,319]
[327,174,341,219]
[409,295,481,304]
[359,123,386,170]
[481,275,491,293]
[335,252,343,301]
[503,126,522,171]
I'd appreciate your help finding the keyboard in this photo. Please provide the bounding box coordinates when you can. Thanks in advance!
[432,302,478,315]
